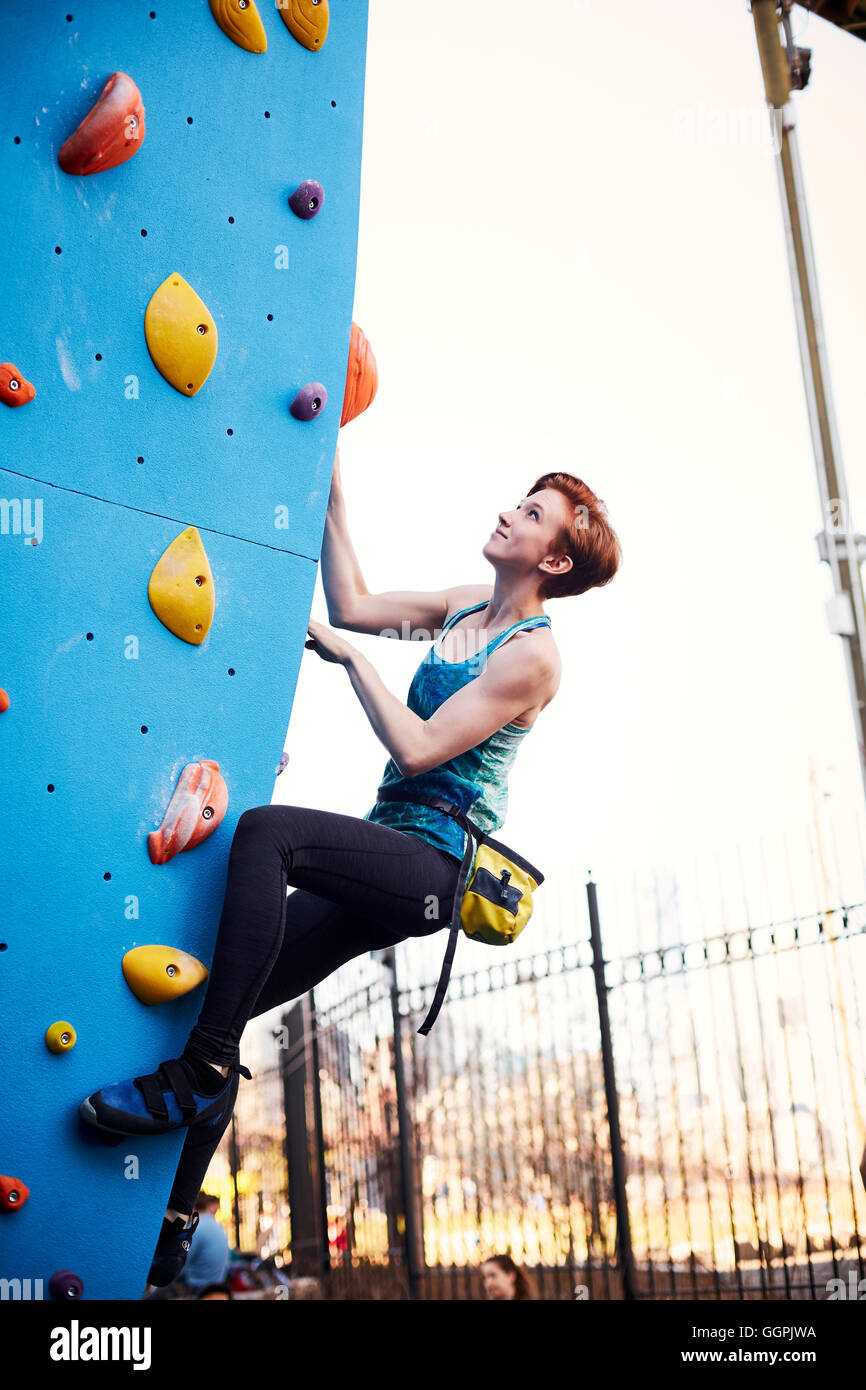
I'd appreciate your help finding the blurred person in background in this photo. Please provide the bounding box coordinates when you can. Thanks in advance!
[180,1193,230,1295]
[481,1253,534,1300]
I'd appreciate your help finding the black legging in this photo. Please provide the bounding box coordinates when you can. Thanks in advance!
[168,804,461,1214]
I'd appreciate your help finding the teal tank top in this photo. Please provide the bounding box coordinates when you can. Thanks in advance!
[363,601,552,862]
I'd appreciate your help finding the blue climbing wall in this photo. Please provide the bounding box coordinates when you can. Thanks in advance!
[0,0,369,1300]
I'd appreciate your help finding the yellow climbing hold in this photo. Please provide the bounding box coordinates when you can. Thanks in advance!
[122,945,208,1005]
[45,1021,77,1054]
[148,526,215,646]
[278,0,329,51]
[209,0,267,53]
[144,273,217,396]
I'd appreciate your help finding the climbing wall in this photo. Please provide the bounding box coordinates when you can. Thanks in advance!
[0,0,369,1300]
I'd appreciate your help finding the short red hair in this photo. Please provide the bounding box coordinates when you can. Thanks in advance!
[527,471,622,600]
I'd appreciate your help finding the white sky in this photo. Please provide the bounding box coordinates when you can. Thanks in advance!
[271,0,866,969]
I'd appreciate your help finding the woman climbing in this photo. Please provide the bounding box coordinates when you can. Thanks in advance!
[79,441,621,1288]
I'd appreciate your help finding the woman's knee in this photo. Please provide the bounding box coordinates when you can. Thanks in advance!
[227,806,287,867]
[234,805,275,837]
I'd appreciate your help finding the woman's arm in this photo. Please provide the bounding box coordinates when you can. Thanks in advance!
[320,445,371,626]
[336,632,554,778]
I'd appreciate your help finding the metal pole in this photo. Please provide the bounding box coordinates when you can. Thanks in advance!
[385,945,424,1300]
[308,989,332,1283]
[278,1001,329,1280]
[751,0,866,811]
[586,877,636,1301]
[228,1112,242,1251]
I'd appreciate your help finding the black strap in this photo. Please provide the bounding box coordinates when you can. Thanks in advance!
[375,787,484,840]
[416,815,477,1036]
[374,787,483,1035]
[159,1058,200,1121]
[134,1058,201,1122]
[374,787,543,1032]
[135,1071,169,1121]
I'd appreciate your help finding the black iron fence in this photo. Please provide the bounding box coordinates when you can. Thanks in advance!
[207,878,866,1300]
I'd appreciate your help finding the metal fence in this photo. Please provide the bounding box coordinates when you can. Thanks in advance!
[207,878,866,1300]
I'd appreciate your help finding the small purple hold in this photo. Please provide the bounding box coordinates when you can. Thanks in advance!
[290,382,327,421]
[274,751,290,777]
[289,179,325,220]
[50,1269,84,1301]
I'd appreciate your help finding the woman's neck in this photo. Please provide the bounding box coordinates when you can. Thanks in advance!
[480,581,546,630]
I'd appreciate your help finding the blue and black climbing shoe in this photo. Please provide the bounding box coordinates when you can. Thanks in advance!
[78,1055,252,1137]
[147,1210,200,1288]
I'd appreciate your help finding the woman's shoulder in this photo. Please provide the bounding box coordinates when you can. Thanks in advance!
[443,583,493,622]
[510,623,561,681]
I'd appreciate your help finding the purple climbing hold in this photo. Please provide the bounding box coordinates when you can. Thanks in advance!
[289,179,325,220]
[50,1269,84,1301]
[275,751,290,777]
[289,382,327,421]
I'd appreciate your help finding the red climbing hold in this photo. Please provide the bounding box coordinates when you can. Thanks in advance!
[0,689,9,712]
[58,72,145,176]
[0,1175,30,1212]
[0,364,35,407]
[341,322,378,427]
[148,759,228,864]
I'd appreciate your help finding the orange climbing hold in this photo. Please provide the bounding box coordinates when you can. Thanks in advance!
[0,689,8,712]
[148,758,228,864]
[122,944,208,1005]
[341,321,379,427]
[0,363,35,407]
[148,526,215,645]
[0,1176,30,1212]
[278,0,329,50]
[58,72,145,176]
[209,0,268,52]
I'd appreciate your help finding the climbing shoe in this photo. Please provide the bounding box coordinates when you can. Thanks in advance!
[147,1210,200,1288]
[78,1055,251,1137]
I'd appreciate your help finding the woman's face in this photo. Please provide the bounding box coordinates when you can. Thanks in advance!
[483,487,572,584]
[481,1261,517,1299]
